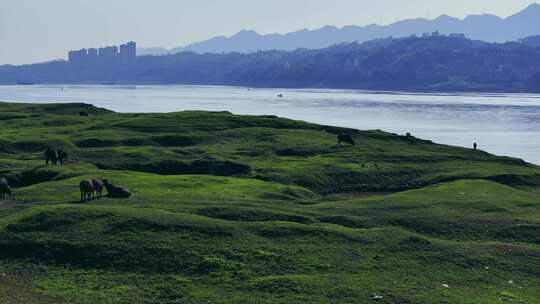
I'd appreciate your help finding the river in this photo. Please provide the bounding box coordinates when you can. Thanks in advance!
[1,85,540,164]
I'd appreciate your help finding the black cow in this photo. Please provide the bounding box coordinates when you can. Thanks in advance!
[0,177,11,199]
[338,134,355,146]
[57,150,68,165]
[45,148,58,165]
[45,149,69,165]
[103,179,132,198]
[79,180,95,202]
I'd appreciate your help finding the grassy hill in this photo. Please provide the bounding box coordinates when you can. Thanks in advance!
[0,102,538,303]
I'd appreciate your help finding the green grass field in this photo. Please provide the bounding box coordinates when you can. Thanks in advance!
[0,102,538,303]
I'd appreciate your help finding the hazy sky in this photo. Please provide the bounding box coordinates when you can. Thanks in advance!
[0,0,536,65]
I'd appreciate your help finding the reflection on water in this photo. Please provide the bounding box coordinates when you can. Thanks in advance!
[1,85,540,164]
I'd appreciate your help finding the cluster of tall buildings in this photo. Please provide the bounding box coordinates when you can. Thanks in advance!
[418,31,466,38]
[68,42,137,65]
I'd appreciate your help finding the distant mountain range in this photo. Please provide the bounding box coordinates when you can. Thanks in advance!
[139,3,540,55]
[3,35,540,92]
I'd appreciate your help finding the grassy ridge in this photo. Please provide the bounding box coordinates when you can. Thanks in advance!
[1,102,538,193]
[0,102,538,303]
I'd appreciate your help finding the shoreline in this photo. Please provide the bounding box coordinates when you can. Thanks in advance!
[2,83,540,97]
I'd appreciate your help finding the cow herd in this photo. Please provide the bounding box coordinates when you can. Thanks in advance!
[45,148,69,166]
[79,179,104,202]
[0,175,131,202]
[79,178,131,202]
[2,135,359,202]
[0,148,132,202]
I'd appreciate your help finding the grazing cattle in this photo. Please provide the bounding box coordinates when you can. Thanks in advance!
[103,179,132,198]
[92,179,104,198]
[0,177,11,200]
[57,150,68,165]
[79,180,95,202]
[45,148,58,165]
[338,134,355,146]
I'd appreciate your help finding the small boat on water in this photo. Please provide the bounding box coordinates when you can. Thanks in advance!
[277,93,284,98]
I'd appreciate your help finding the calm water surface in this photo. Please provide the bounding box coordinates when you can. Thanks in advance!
[1,85,540,164]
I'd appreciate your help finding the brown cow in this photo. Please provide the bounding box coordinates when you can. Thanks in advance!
[92,179,104,199]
